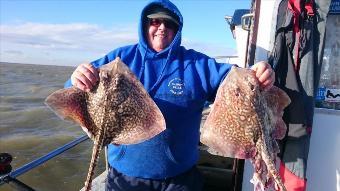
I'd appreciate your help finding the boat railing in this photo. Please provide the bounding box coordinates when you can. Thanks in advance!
[0,135,89,190]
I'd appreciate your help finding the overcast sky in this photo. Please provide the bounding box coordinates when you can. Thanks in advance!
[0,0,251,66]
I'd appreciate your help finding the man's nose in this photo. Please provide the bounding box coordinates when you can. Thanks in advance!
[158,23,166,29]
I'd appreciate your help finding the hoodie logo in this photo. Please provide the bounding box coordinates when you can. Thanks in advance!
[168,78,185,95]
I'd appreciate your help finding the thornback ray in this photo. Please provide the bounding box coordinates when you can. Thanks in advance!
[200,66,290,191]
[45,57,166,191]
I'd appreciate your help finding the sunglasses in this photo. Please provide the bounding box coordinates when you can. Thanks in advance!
[148,18,178,30]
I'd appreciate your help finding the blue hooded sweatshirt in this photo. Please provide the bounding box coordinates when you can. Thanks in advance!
[65,0,233,179]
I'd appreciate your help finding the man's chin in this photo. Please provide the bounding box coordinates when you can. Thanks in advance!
[153,43,169,51]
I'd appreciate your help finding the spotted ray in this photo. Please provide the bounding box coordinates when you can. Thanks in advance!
[200,66,290,191]
[45,57,165,191]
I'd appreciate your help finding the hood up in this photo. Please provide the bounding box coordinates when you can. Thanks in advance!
[138,0,183,58]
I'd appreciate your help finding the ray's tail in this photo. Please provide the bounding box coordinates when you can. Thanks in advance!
[84,128,106,191]
[260,135,287,191]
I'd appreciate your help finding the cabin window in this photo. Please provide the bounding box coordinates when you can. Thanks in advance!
[315,6,340,110]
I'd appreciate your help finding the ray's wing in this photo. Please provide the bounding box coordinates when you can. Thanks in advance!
[44,58,165,145]
[200,67,259,159]
[263,86,291,140]
[45,87,93,129]
[200,67,291,159]
[98,58,166,145]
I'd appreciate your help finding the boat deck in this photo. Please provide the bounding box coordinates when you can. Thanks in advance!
[80,171,107,191]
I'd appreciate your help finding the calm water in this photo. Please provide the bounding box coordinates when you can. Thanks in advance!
[0,63,105,191]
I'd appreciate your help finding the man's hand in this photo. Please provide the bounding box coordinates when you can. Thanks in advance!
[250,61,275,91]
[71,63,99,92]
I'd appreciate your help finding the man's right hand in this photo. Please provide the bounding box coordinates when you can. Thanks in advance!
[71,63,99,92]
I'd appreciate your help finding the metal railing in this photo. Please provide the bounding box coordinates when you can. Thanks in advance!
[0,135,89,190]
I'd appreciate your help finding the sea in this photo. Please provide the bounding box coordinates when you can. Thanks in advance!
[0,62,106,191]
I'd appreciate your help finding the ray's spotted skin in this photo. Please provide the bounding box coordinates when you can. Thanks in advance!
[200,66,290,191]
[45,57,165,191]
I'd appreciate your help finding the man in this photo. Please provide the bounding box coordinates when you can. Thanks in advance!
[65,0,275,190]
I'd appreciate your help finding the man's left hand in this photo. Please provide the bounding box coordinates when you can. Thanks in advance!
[250,61,275,91]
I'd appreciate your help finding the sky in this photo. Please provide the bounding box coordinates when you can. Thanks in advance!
[0,0,251,66]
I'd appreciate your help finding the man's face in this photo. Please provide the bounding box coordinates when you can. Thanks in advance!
[146,18,177,52]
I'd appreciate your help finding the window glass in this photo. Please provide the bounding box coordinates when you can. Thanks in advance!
[316,14,340,110]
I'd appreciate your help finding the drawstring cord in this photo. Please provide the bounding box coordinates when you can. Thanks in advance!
[148,49,173,93]
[137,46,173,94]
[137,46,148,82]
